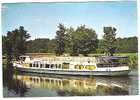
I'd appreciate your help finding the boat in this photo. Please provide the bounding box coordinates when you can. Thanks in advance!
[13,56,130,76]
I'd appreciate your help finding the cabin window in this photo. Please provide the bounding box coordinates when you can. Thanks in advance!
[36,63,39,67]
[51,64,54,68]
[75,65,80,69]
[62,63,69,69]
[33,64,35,67]
[40,64,43,68]
[58,64,61,69]
[45,64,49,68]
[55,64,58,68]
[29,63,32,67]
[75,65,84,70]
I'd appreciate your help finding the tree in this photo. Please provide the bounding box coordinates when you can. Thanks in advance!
[2,36,8,55]
[96,39,104,54]
[76,25,98,56]
[3,26,30,60]
[55,24,66,56]
[103,27,117,56]
[64,27,75,53]
[65,25,98,56]
[2,34,13,63]
[64,27,79,55]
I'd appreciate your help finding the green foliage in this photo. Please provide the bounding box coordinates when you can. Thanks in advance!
[64,27,75,54]
[25,37,137,55]
[115,53,138,69]
[96,39,104,54]
[128,54,138,69]
[2,35,13,62]
[65,25,98,56]
[47,39,56,53]
[27,38,49,53]
[76,25,98,56]
[3,25,137,58]
[2,26,30,60]
[115,37,138,53]
[98,37,138,54]
[103,27,117,56]
[55,24,66,56]
[2,36,9,55]
[26,39,56,53]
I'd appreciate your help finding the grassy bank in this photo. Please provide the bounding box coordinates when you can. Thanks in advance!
[114,53,138,70]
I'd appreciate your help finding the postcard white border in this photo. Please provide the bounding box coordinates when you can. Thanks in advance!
[0,0,139,100]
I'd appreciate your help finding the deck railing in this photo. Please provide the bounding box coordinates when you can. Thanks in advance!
[97,63,128,67]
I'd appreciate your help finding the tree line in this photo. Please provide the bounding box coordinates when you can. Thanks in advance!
[27,24,137,55]
[2,24,138,61]
[26,36,138,54]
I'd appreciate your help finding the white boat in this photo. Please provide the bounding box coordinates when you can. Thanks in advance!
[13,56,130,76]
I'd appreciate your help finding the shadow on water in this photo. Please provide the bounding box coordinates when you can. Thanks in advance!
[3,63,29,97]
[3,64,138,97]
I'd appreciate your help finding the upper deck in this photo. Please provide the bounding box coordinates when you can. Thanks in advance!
[19,56,128,67]
[20,56,96,63]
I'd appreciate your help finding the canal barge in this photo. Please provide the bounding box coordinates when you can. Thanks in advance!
[13,56,130,76]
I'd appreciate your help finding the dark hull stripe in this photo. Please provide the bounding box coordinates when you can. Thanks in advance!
[15,67,130,76]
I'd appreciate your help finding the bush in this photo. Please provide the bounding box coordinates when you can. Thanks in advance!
[127,54,138,70]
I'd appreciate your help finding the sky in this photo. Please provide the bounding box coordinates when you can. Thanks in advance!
[2,1,137,40]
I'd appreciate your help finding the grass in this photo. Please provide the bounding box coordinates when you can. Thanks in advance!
[114,53,138,70]
[114,53,138,56]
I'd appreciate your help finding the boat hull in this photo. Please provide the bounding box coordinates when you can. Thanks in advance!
[15,67,130,76]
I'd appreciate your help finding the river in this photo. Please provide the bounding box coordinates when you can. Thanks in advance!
[3,65,139,97]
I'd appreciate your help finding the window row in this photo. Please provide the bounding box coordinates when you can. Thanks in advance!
[29,63,62,69]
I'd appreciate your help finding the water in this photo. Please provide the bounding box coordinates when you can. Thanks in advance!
[3,66,139,97]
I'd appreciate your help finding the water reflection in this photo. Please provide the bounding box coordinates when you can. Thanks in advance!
[3,64,29,97]
[10,73,130,96]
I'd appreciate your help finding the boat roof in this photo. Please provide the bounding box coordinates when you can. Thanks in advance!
[19,55,30,58]
[97,56,128,59]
